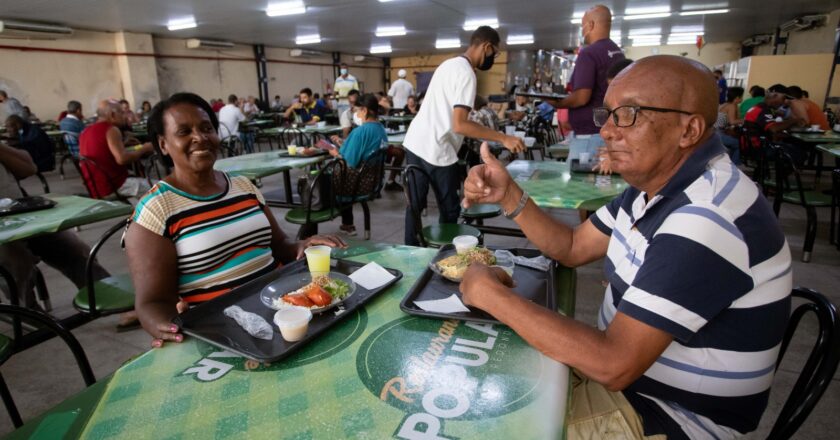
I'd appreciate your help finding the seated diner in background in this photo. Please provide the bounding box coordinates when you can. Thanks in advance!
[3,114,55,173]
[124,93,346,348]
[284,88,327,126]
[460,56,792,439]
[787,85,829,130]
[323,93,389,236]
[403,95,420,115]
[79,100,154,198]
[716,86,744,164]
[338,89,360,138]
[743,83,806,162]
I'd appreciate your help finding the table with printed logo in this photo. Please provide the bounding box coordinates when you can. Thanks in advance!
[8,243,576,440]
[214,151,327,208]
[507,160,629,211]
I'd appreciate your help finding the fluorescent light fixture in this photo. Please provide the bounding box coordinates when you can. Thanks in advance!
[629,34,662,40]
[435,38,461,49]
[625,6,670,14]
[378,0,396,2]
[463,18,499,31]
[573,11,585,18]
[507,34,534,45]
[375,25,406,37]
[667,39,697,45]
[570,19,580,24]
[167,17,196,31]
[295,34,321,45]
[629,27,661,36]
[371,44,392,54]
[624,12,671,20]
[267,1,306,17]
[680,9,729,16]
[669,32,704,37]
[632,41,661,47]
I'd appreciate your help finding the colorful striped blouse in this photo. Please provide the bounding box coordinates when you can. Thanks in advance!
[132,173,278,303]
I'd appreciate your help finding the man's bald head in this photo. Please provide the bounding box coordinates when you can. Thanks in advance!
[611,55,718,129]
[582,4,612,42]
[96,99,125,124]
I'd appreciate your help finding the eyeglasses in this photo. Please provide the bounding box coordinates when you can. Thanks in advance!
[593,105,693,128]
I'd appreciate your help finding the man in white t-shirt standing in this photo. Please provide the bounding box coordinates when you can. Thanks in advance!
[334,63,359,118]
[388,69,415,111]
[402,26,525,245]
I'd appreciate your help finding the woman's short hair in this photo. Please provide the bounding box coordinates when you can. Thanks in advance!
[355,93,381,118]
[148,92,219,167]
[726,86,744,103]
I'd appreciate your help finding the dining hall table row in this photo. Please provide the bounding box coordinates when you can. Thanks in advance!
[7,240,576,440]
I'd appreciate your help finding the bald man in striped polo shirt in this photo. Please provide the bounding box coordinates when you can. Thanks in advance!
[460,55,791,439]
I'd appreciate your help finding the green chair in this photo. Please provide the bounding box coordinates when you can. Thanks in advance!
[286,155,385,240]
[772,146,832,262]
[72,219,135,315]
[460,203,501,226]
[403,164,481,247]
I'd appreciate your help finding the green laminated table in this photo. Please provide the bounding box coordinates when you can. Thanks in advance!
[0,195,132,245]
[387,133,405,146]
[262,126,343,136]
[507,160,628,211]
[380,115,414,124]
[791,131,840,144]
[9,244,575,439]
[816,144,840,158]
[215,151,326,208]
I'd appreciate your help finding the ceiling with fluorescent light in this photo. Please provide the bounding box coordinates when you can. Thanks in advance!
[0,0,838,55]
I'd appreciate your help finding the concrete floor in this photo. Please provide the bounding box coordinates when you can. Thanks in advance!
[1,157,838,439]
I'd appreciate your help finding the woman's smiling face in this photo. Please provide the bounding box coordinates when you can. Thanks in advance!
[158,102,220,173]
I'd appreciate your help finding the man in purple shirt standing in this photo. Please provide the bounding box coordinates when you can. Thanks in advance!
[548,5,624,163]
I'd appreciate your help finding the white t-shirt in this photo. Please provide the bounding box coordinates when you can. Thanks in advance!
[388,78,415,109]
[339,107,354,129]
[403,56,475,166]
[218,104,246,137]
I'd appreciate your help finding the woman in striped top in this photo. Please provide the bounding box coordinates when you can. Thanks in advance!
[124,93,346,348]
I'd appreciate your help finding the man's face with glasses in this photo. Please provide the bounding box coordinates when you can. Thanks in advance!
[597,78,698,187]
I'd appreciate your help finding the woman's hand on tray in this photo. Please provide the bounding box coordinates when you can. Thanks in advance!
[295,234,348,259]
[460,263,515,309]
[151,300,189,348]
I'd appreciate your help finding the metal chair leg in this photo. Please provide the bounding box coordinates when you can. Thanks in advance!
[0,373,22,428]
[803,206,817,263]
[361,202,371,240]
[33,267,51,312]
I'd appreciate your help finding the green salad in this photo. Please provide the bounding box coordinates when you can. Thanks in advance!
[313,275,352,299]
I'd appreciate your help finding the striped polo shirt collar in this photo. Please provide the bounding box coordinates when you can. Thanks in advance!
[657,132,727,199]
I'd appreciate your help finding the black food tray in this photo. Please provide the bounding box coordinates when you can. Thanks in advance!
[400,245,557,324]
[175,258,402,362]
[0,196,56,217]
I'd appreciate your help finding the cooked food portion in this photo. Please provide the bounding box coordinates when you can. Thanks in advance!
[275,275,352,310]
[435,247,496,280]
[282,293,315,308]
[302,284,332,307]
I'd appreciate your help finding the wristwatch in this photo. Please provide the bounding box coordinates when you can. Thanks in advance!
[503,190,530,219]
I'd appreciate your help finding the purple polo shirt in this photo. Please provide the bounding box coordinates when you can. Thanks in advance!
[569,38,625,135]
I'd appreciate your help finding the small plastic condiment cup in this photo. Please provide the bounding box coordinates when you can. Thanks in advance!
[274,308,313,342]
[288,144,298,155]
[453,235,478,254]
